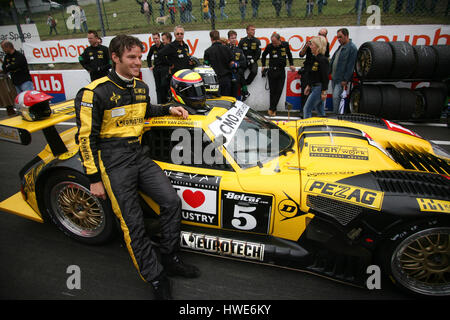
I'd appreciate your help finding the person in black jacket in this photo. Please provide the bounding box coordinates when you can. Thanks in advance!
[298,28,329,108]
[78,30,111,81]
[261,32,295,116]
[1,40,34,93]
[238,25,261,86]
[148,32,168,104]
[302,36,329,119]
[228,30,249,100]
[204,30,234,97]
[159,25,193,76]
[75,35,199,300]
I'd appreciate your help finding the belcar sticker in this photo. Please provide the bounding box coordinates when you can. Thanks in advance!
[180,231,265,261]
[221,191,272,234]
[165,170,221,226]
[305,179,384,210]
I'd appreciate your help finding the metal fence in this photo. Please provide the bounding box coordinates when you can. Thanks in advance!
[0,0,448,40]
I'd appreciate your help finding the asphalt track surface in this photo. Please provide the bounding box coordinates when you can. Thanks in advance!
[0,108,448,302]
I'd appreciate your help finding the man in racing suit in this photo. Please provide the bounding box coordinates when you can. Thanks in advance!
[75,34,199,300]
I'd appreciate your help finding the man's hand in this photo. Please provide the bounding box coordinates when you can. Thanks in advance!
[169,106,189,119]
[289,65,296,72]
[90,181,106,200]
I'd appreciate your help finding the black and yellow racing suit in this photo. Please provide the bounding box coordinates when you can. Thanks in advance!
[75,70,181,282]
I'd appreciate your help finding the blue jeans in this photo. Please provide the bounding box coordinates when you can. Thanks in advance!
[332,80,344,114]
[15,80,34,94]
[303,85,325,119]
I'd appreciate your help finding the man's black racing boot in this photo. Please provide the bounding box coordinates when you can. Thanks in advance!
[151,272,172,300]
[162,253,201,278]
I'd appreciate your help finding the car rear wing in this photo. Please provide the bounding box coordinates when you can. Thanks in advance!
[0,99,75,156]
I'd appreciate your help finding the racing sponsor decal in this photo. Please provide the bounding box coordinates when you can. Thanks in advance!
[278,191,306,221]
[180,231,265,261]
[221,191,272,233]
[0,126,20,143]
[165,170,221,226]
[305,180,384,210]
[416,198,450,213]
[208,101,249,148]
[309,144,369,160]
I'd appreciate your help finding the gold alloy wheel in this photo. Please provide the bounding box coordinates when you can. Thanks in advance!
[51,181,105,238]
[392,227,450,296]
[356,49,372,78]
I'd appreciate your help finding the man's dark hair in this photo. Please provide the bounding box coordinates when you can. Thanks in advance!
[152,32,160,37]
[227,30,237,38]
[337,28,349,37]
[109,34,144,67]
[209,30,220,41]
[88,30,99,38]
[162,32,172,41]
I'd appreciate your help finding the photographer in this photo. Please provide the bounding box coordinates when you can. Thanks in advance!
[261,32,295,117]
[302,36,329,119]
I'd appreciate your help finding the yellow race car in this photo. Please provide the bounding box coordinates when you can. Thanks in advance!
[0,96,449,298]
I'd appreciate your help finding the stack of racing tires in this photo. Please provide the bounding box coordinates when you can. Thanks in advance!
[350,41,449,120]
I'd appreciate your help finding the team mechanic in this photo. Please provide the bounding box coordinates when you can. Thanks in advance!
[75,34,200,300]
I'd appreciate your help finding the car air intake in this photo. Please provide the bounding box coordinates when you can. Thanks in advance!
[307,195,363,226]
[386,143,450,175]
[371,170,450,198]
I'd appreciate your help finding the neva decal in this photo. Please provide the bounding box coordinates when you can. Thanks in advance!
[180,231,265,261]
[165,170,221,226]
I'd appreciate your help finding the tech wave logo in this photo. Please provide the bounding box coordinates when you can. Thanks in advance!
[31,73,66,103]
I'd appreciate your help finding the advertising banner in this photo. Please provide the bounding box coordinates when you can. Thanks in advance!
[23,25,449,64]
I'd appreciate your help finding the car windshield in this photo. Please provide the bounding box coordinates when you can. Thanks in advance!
[225,108,294,168]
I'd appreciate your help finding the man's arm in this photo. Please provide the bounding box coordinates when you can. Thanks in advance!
[75,88,103,184]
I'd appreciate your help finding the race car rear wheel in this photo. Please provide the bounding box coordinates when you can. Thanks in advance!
[44,170,117,245]
[380,219,450,297]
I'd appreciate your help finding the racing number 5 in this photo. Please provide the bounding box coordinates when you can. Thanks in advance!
[232,205,257,230]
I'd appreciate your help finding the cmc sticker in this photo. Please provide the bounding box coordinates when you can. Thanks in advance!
[309,144,369,160]
[180,231,265,261]
[221,191,272,234]
[305,179,384,210]
[165,170,221,226]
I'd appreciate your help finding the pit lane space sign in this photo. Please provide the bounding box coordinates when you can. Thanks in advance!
[165,170,221,226]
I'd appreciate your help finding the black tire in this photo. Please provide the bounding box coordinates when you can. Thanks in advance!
[431,45,450,80]
[43,169,117,245]
[416,87,446,120]
[349,85,382,116]
[378,218,450,297]
[379,84,401,120]
[356,42,393,80]
[388,41,416,79]
[412,45,436,80]
[397,88,418,120]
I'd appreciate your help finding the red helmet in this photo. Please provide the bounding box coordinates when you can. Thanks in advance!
[14,90,53,121]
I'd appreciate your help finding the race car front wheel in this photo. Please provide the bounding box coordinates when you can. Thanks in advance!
[44,170,117,245]
[380,219,450,297]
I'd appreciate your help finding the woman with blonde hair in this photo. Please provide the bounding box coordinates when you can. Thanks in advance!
[302,35,329,119]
